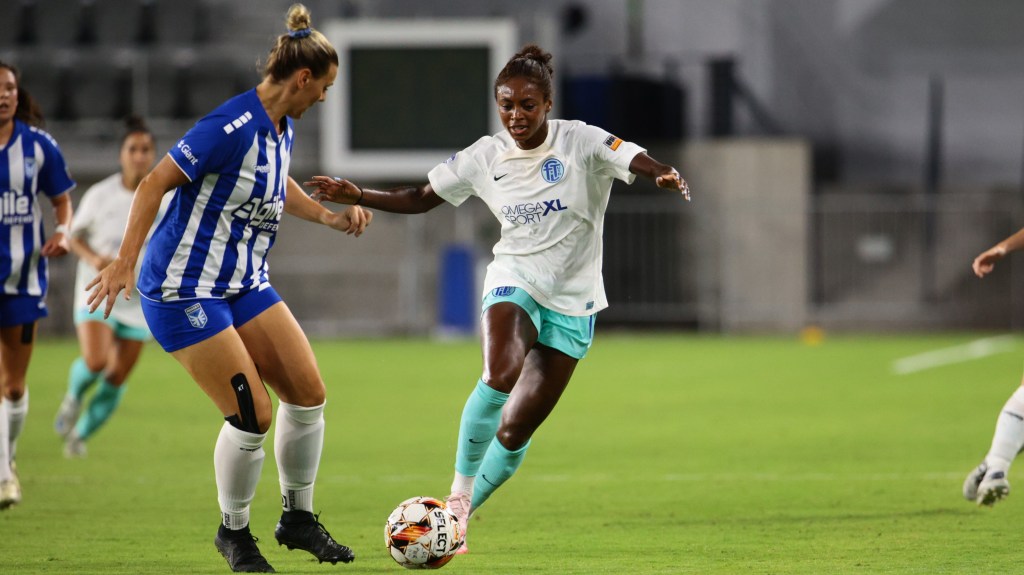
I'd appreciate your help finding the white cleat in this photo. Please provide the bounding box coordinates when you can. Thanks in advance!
[977,470,1010,507]
[64,432,87,459]
[0,475,21,510]
[54,395,81,439]
[445,491,471,555]
[963,462,988,502]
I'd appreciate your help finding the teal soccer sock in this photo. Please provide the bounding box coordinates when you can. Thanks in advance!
[471,439,531,511]
[75,379,126,440]
[454,379,509,477]
[68,357,101,401]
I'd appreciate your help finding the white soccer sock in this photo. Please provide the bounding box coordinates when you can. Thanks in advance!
[0,400,10,482]
[6,390,28,461]
[984,386,1024,472]
[214,422,267,530]
[451,471,475,496]
[275,401,324,513]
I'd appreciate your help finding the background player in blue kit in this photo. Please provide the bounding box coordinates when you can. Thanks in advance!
[85,5,371,572]
[305,44,689,553]
[54,115,164,459]
[0,60,75,511]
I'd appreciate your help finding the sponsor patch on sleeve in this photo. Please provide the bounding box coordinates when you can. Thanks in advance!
[603,134,623,151]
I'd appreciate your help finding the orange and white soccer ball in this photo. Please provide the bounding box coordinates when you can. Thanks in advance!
[385,496,463,569]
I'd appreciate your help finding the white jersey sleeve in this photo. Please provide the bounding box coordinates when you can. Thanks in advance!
[427,136,493,207]
[576,124,645,184]
[70,183,100,243]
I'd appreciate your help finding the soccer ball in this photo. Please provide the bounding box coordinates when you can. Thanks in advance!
[385,496,463,569]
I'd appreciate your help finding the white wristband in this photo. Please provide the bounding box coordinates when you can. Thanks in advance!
[54,224,69,235]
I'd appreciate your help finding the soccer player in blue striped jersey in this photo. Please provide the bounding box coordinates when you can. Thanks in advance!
[86,5,369,572]
[0,60,75,511]
[306,44,690,554]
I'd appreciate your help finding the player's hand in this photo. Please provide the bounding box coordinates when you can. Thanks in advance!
[40,231,70,257]
[304,176,363,205]
[325,205,373,237]
[656,168,690,201]
[973,245,1007,278]
[85,257,135,318]
[93,255,115,271]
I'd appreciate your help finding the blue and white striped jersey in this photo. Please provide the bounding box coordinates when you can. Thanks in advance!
[139,89,292,301]
[0,119,75,296]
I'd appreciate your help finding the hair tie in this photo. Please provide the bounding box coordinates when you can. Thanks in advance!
[288,28,312,39]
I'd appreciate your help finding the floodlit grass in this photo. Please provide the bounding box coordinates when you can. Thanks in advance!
[2,333,1022,574]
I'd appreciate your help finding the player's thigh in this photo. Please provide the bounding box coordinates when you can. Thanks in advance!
[76,320,115,371]
[171,327,271,429]
[500,344,579,441]
[481,302,538,392]
[236,301,324,407]
[107,338,146,385]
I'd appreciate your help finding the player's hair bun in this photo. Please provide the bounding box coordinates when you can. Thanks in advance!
[286,3,312,32]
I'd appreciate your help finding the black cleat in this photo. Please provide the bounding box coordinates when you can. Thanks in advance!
[274,511,355,564]
[215,526,276,573]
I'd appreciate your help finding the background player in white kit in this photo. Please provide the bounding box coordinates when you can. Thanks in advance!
[86,5,371,572]
[963,228,1024,506]
[305,44,689,553]
[54,115,167,458]
[0,59,75,510]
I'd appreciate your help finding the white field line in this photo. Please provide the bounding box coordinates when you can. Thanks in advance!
[891,335,1018,375]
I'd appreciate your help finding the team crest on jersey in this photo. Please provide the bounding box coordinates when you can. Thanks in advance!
[492,286,517,297]
[541,158,564,183]
[23,158,36,178]
[185,303,208,329]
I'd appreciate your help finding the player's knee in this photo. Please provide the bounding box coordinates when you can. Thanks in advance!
[482,364,521,394]
[224,373,271,434]
[286,378,326,407]
[495,425,531,451]
[84,357,106,373]
[303,384,326,407]
[104,371,127,387]
[3,383,25,401]
[255,405,273,434]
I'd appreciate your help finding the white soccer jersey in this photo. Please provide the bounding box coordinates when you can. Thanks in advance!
[138,89,292,301]
[71,173,169,326]
[428,119,644,316]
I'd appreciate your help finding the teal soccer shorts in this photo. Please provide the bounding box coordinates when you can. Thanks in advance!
[482,286,595,359]
[75,307,152,341]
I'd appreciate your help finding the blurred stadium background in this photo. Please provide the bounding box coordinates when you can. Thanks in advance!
[2,0,1023,338]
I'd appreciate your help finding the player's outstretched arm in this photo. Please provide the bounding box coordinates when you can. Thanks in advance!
[86,155,185,318]
[973,227,1024,278]
[304,176,446,214]
[41,192,72,257]
[628,153,690,201]
[285,176,372,236]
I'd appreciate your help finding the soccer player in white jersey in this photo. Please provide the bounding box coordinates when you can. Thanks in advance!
[963,229,1024,506]
[306,44,690,553]
[85,5,371,572]
[0,60,75,511]
[54,116,167,458]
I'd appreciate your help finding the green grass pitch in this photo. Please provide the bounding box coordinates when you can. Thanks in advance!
[2,333,1022,574]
